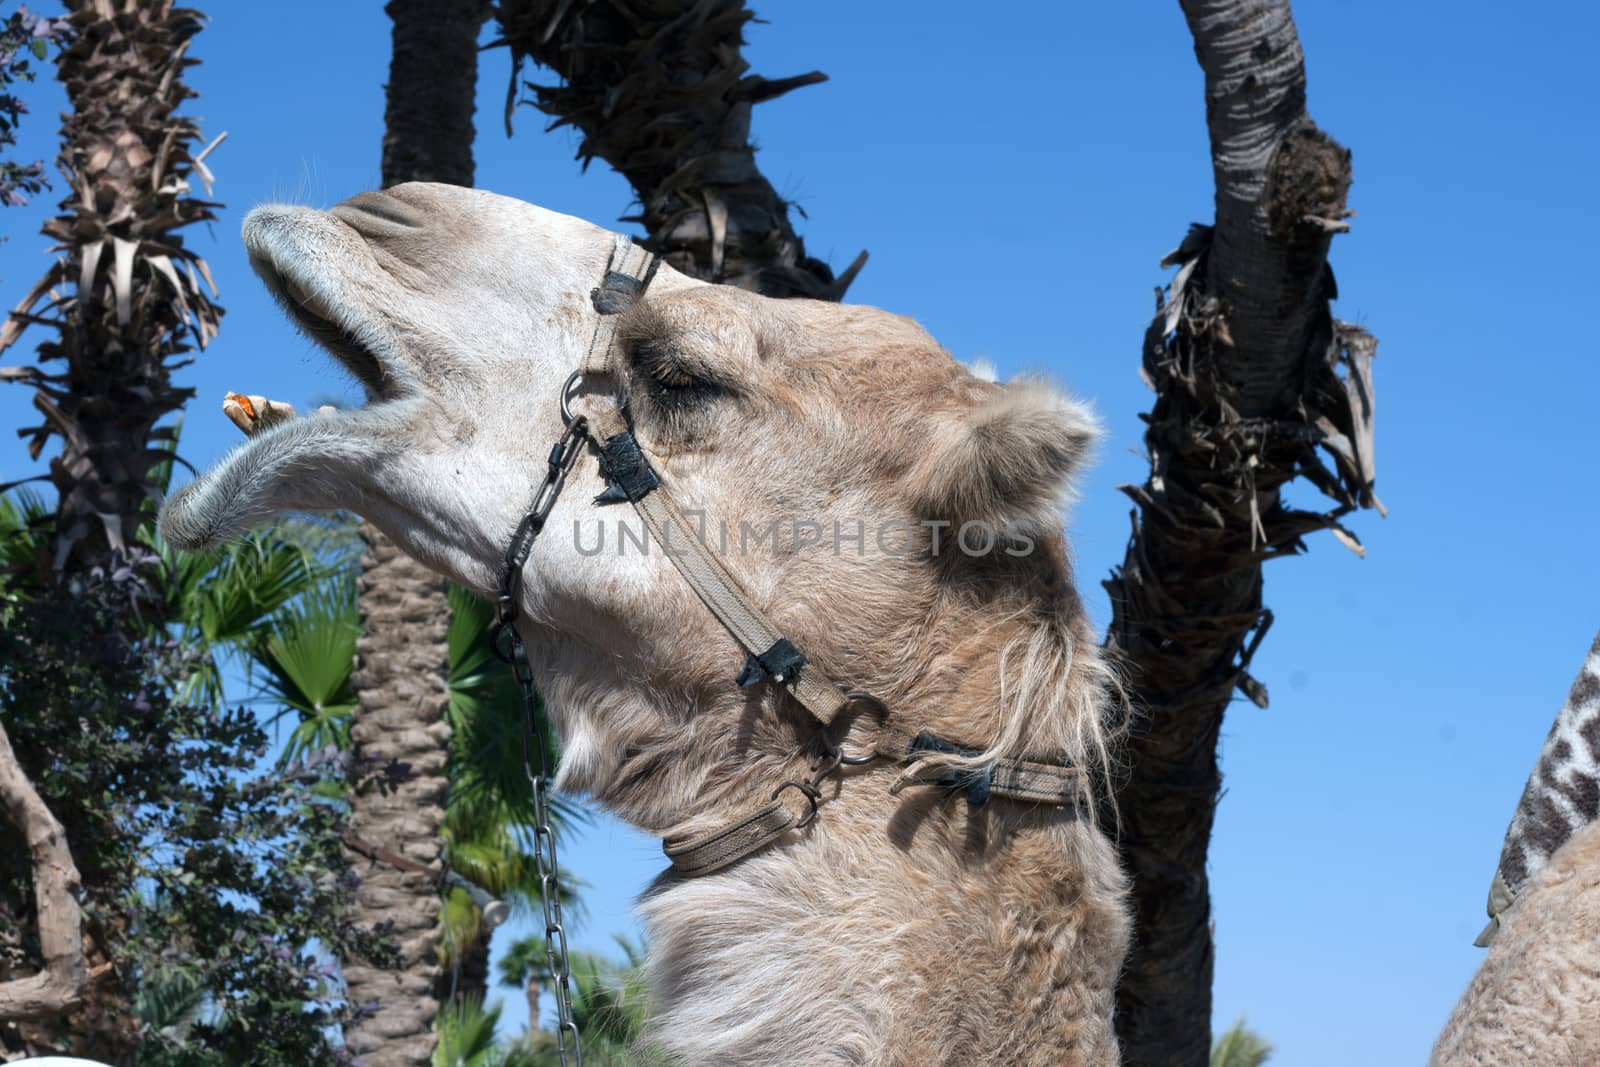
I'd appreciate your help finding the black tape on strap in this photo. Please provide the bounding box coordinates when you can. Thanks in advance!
[907,733,993,807]
[592,270,645,315]
[594,431,661,504]
[735,638,808,689]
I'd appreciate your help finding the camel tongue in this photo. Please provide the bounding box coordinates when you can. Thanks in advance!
[222,392,297,436]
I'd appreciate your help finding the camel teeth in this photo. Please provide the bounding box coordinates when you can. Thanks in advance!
[222,392,297,436]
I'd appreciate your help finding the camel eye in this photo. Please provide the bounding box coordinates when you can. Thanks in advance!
[634,341,699,388]
[625,339,734,435]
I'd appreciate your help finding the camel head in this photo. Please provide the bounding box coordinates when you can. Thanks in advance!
[160,182,1132,1062]
[159,181,1111,827]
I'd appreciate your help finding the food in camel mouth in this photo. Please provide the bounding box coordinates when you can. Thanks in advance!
[222,392,296,436]
[221,392,337,436]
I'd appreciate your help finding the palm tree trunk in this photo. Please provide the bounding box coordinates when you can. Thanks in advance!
[382,0,488,187]
[1106,2,1378,1063]
[342,525,454,1065]
[0,2,221,1059]
[494,0,864,296]
[340,3,488,1063]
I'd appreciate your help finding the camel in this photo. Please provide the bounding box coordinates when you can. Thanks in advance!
[158,182,1130,1065]
[1432,631,1600,1065]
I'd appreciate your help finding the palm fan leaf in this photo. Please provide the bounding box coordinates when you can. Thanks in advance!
[434,995,505,1067]
[446,583,586,829]
[159,525,322,704]
[254,574,359,762]
[0,488,52,602]
[1212,1018,1274,1067]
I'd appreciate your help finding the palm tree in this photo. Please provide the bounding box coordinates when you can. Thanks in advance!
[1211,1019,1273,1067]
[1104,2,1378,1060]
[342,3,491,1063]
[0,0,222,578]
[0,1,222,1054]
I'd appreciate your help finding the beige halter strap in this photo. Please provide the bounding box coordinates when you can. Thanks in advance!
[548,238,1083,878]
[583,402,851,727]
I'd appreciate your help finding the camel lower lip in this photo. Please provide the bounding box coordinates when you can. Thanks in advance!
[158,399,413,551]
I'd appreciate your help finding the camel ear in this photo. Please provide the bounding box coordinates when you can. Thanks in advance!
[907,379,1100,532]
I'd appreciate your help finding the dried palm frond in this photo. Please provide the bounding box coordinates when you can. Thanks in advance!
[0,0,223,575]
[494,0,866,299]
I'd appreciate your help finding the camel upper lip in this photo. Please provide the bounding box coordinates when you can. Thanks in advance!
[243,211,409,405]
[269,267,395,402]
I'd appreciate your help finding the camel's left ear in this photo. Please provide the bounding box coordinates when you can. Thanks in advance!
[907,379,1100,533]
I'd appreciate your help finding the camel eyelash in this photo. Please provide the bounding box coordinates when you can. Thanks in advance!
[628,339,733,404]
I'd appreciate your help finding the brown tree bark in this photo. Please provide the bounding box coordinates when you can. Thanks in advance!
[1105,2,1378,1063]
[341,527,456,1065]
[0,720,89,1022]
[494,0,865,297]
[340,2,488,1063]
[382,0,489,187]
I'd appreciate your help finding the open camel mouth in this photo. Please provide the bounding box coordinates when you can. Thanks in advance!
[232,196,417,428]
[255,263,397,407]
[157,202,425,551]
[218,260,394,438]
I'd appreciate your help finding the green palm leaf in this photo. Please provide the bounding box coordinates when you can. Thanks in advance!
[435,995,509,1067]
[446,584,585,829]
[254,574,359,762]
[159,525,322,704]
[0,489,51,620]
[1212,1018,1273,1067]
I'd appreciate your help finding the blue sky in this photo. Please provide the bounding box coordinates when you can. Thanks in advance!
[2,2,1597,1063]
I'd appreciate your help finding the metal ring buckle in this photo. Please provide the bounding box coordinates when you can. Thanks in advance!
[558,368,583,426]
[823,690,891,766]
[770,779,822,829]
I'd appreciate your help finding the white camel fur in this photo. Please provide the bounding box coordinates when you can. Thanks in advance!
[159,183,1129,1066]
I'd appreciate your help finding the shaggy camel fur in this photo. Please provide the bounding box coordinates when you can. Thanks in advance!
[1433,819,1600,1064]
[1433,631,1600,1065]
[159,183,1130,1065]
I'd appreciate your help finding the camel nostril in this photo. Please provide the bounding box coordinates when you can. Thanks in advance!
[331,189,426,236]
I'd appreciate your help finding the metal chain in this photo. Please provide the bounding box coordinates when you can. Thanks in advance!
[490,414,591,1067]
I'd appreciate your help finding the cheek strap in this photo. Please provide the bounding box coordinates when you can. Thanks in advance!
[542,237,1083,882]
[581,235,850,727]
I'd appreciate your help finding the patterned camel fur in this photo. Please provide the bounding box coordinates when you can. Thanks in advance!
[159,183,1130,1065]
[1433,630,1600,1064]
